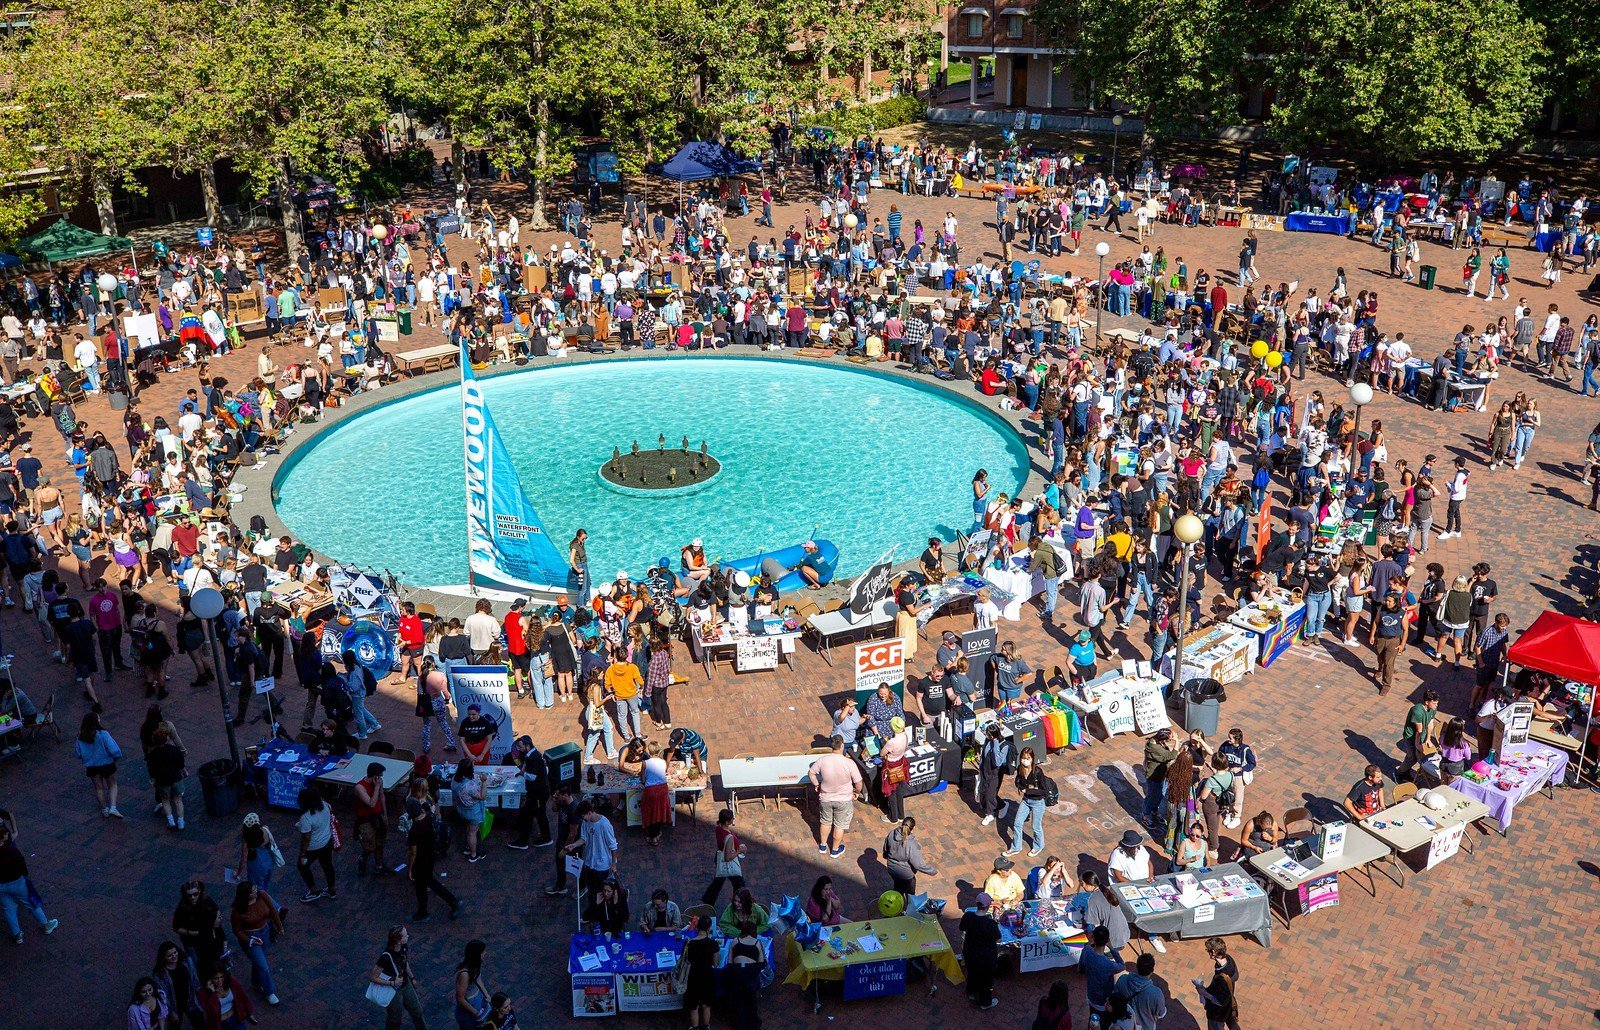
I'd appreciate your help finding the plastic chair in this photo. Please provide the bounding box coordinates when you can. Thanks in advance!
[1392,782,1418,803]
[1283,807,1317,835]
[391,747,416,765]
[366,740,395,756]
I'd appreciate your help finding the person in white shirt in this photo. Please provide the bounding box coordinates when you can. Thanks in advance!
[1441,458,1469,539]
[177,409,204,443]
[973,588,1001,630]
[1107,831,1154,882]
[463,598,500,659]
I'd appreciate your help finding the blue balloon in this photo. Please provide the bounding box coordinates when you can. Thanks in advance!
[341,621,396,676]
[907,893,930,915]
[769,894,803,928]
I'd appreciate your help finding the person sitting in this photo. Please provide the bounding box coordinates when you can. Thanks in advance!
[308,718,355,756]
[457,704,499,764]
[1344,764,1388,819]
[1026,855,1077,900]
[717,888,770,936]
[638,888,683,932]
[804,875,843,926]
[1172,820,1209,871]
[981,855,1026,912]
[1240,811,1283,856]
[582,879,630,935]
[680,538,711,583]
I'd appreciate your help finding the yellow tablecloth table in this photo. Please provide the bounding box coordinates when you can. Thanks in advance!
[784,915,964,990]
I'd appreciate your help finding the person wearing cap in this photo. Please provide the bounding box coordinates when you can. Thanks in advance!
[1069,629,1098,681]
[935,630,962,672]
[958,892,1001,1009]
[982,855,1025,912]
[877,716,912,823]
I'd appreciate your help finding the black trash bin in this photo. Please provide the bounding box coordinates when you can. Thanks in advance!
[1182,678,1224,735]
[198,758,240,818]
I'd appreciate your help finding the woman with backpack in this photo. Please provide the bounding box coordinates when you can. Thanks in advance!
[1193,936,1242,1030]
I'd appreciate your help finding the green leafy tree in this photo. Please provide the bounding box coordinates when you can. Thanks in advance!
[1269,0,1547,160]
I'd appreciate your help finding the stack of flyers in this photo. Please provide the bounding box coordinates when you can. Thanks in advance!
[1128,899,1154,915]
[1146,896,1172,913]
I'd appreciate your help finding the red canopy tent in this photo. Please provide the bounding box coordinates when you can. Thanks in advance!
[1504,611,1600,782]
[1506,611,1600,683]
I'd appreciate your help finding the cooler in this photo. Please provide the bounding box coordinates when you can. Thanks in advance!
[543,741,582,795]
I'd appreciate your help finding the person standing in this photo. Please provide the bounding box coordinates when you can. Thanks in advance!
[1007,748,1049,858]
[701,808,746,906]
[1440,457,1468,540]
[1396,689,1441,782]
[0,820,58,944]
[1109,952,1168,1030]
[1079,925,1122,1025]
[569,801,619,899]
[353,762,391,876]
[370,925,427,1030]
[883,816,937,897]
[73,712,122,817]
[294,788,337,902]
[1193,936,1242,1030]
[959,892,1002,1010]
[417,657,457,755]
[680,915,718,1030]
[1217,729,1257,829]
[1368,592,1408,695]
[453,940,492,1030]
[405,776,460,922]
[504,735,552,850]
[808,735,863,859]
[976,722,1014,828]
[1141,727,1179,831]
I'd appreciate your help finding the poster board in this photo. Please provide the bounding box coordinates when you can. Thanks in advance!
[616,971,679,1011]
[736,635,779,672]
[123,312,161,350]
[1298,873,1339,915]
[1425,822,1466,870]
[571,973,617,1016]
[446,665,515,762]
[1128,680,1169,734]
[1101,692,1137,736]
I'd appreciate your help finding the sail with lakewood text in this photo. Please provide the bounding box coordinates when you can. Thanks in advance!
[459,342,572,595]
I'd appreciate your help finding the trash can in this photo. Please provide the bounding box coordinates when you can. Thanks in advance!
[1182,678,1224,735]
[543,741,582,795]
[1419,264,1437,290]
[397,307,413,335]
[198,758,240,818]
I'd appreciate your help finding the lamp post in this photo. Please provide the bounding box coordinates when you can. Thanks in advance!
[1094,240,1111,346]
[1110,114,1124,182]
[1171,513,1205,701]
[190,587,240,767]
[1348,381,1374,456]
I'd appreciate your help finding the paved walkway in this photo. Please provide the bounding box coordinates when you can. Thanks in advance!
[2,174,1598,1027]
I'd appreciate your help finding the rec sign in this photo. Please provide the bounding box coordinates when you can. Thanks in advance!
[854,638,907,705]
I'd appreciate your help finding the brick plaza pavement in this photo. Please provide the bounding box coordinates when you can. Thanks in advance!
[1,176,1598,1028]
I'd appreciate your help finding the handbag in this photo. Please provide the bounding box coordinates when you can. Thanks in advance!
[365,956,398,1007]
[265,828,286,868]
[330,815,344,852]
[671,952,692,994]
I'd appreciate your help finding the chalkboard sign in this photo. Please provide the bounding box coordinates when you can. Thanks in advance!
[843,958,907,1000]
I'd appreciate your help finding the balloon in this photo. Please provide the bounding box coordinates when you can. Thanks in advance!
[1265,350,1284,369]
[906,893,930,915]
[341,620,396,676]
[1250,340,1269,359]
[769,894,802,928]
[877,890,905,917]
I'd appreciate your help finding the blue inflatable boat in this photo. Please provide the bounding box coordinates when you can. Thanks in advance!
[726,539,840,593]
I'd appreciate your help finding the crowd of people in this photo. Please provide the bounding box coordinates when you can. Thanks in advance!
[0,120,1593,1029]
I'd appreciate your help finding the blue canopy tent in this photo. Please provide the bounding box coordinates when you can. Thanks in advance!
[0,253,19,270]
[657,141,761,182]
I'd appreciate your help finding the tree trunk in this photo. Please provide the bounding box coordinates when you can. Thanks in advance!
[528,97,552,231]
[272,156,306,269]
[860,52,872,100]
[91,173,118,236]
[819,42,831,84]
[198,162,221,226]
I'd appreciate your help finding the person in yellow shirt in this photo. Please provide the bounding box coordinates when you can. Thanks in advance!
[981,855,1025,912]
[604,645,645,740]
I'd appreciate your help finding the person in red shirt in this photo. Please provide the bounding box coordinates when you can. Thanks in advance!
[1209,282,1229,333]
[397,601,425,681]
[170,520,200,573]
[88,578,133,684]
[503,598,530,698]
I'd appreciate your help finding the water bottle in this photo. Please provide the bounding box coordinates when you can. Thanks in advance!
[1485,749,1497,767]
[1089,1011,1102,1029]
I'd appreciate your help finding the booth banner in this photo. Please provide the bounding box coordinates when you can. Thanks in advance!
[846,558,895,620]
[1244,213,1284,232]
[571,973,617,1016]
[736,636,779,672]
[842,958,907,1000]
[1425,822,1466,870]
[1299,873,1339,915]
[1018,937,1084,972]
[617,971,680,1011]
[447,665,515,761]
[1102,693,1137,736]
[1129,681,1169,735]
[855,638,906,706]
[962,628,998,665]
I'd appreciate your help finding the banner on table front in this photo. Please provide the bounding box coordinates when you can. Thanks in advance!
[616,971,680,1012]
[1298,873,1339,915]
[1019,937,1085,972]
[571,973,617,1017]
[461,343,572,594]
[446,665,514,762]
[842,958,907,1000]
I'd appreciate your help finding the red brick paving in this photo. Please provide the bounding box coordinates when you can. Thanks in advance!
[2,168,1599,1029]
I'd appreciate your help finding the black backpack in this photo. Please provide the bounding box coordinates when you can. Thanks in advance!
[361,666,378,697]
[1042,774,1060,807]
[1106,976,1135,1023]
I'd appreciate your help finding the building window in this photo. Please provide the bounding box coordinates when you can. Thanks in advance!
[1005,14,1024,39]
[965,14,984,38]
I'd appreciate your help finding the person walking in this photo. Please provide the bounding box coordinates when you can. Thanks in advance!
[1368,592,1408,696]
[1109,952,1168,1029]
[1007,747,1049,858]
[1396,689,1441,782]
[294,787,337,902]
[229,881,284,1006]
[453,940,492,1030]
[701,807,746,906]
[404,776,460,922]
[1193,937,1242,1030]
[959,892,1002,1009]
[0,820,58,944]
[353,762,391,876]
[976,722,1014,829]
[883,816,937,897]
[73,711,123,817]
[808,735,862,859]
[369,925,427,1030]
[417,657,457,755]
[1217,728,1257,829]
[680,915,718,1030]
[1141,727,1179,831]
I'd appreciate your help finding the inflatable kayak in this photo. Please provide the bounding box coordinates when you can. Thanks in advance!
[726,539,840,593]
